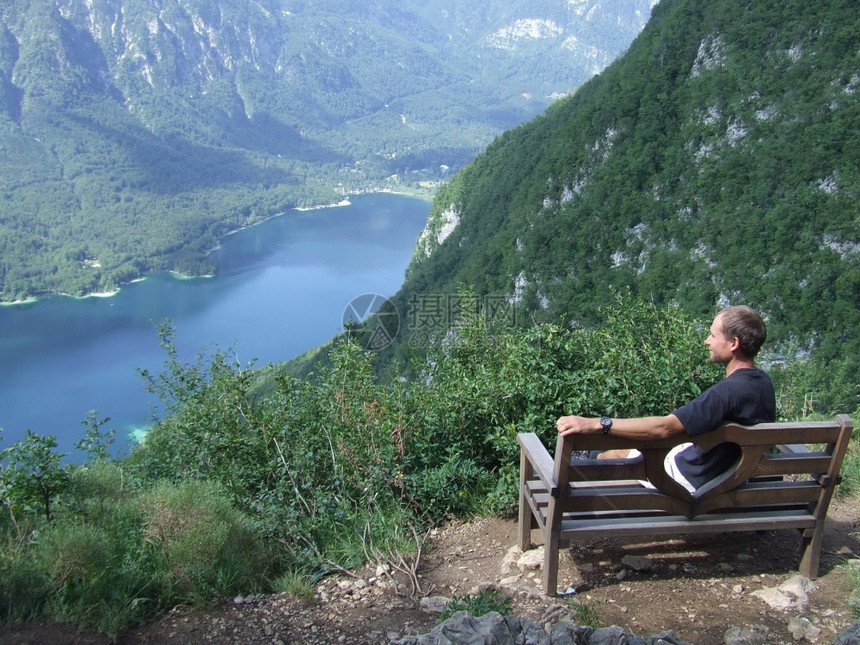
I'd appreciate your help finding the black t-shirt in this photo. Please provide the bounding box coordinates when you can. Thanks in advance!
[672,368,776,489]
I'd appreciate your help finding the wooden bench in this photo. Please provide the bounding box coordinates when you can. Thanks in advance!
[517,415,854,595]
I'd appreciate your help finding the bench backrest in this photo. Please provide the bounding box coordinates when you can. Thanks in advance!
[552,415,853,519]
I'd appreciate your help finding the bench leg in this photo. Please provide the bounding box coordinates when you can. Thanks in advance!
[518,486,533,551]
[518,451,536,551]
[798,525,823,579]
[542,528,560,595]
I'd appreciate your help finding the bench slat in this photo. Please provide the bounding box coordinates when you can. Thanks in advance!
[518,432,557,496]
[695,480,821,515]
[558,509,817,538]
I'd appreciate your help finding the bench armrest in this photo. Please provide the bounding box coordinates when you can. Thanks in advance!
[517,433,558,496]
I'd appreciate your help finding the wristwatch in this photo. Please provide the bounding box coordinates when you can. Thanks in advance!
[600,416,613,434]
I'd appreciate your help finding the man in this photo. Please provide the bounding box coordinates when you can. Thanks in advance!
[556,305,776,492]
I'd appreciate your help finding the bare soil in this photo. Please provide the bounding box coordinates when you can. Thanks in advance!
[2,498,858,645]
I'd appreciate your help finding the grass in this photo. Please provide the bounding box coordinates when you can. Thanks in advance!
[439,588,514,621]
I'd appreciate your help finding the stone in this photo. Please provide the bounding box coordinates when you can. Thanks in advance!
[750,587,794,610]
[500,546,521,576]
[621,555,653,571]
[778,574,815,598]
[787,616,820,641]
[391,612,693,645]
[375,563,390,577]
[751,574,814,612]
[391,611,700,645]
[834,621,860,645]
[419,595,451,615]
[724,624,771,644]
[517,547,545,571]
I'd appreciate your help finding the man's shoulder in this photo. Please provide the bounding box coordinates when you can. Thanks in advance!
[725,367,772,384]
[695,367,773,401]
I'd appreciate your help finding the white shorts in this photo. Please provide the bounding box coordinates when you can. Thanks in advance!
[630,443,696,493]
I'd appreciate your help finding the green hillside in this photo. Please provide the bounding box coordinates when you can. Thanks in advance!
[0,0,652,301]
[383,0,858,403]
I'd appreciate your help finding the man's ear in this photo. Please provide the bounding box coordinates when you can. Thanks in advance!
[729,336,741,353]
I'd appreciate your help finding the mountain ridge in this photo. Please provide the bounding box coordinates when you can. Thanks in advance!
[381,0,858,394]
[0,0,653,301]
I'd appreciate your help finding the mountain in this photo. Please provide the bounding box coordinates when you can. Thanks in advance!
[383,0,858,389]
[0,0,654,301]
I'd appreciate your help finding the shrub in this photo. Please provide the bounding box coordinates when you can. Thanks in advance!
[400,293,719,514]
[440,588,514,621]
[133,479,270,603]
[0,549,51,622]
[33,523,145,634]
[65,461,135,523]
[406,458,492,517]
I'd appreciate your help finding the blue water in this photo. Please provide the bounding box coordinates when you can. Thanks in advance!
[0,193,430,460]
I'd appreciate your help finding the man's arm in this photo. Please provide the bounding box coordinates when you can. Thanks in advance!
[556,414,685,440]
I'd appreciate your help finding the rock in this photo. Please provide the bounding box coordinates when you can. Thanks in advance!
[392,611,692,645]
[376,563,391,577]
[778,574,815,598]
[787,616,820,641]
[517,547,545,571]
[724,624,771,644]
[834,621,860,645]
[621,555,653,571]
[751,574,814,611]
[500,546,521,576]
[419,595,452,615]
[393,610,538,645]
[750,587,794,610]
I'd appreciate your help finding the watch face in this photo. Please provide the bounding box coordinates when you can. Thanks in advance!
[600,417,612,432]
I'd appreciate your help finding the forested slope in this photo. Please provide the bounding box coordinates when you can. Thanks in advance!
[0,0,653,301]
[385,0,858,405]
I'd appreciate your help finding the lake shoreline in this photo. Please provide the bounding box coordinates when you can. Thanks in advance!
[0,189,436,308]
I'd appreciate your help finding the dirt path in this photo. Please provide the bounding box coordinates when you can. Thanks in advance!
[2,498,858,644]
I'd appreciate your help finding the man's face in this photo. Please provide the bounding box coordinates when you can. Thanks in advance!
[705,314,735,364]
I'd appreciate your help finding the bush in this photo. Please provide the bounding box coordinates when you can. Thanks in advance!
[0,549,51,622]
[34,522,143,634]
[65,461,135,523]
[133,479,270,603]
[440,588,514,621]
[406,458,492,517]
[400,293,720,512]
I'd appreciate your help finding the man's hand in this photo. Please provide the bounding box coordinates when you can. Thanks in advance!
[557,415,601,436]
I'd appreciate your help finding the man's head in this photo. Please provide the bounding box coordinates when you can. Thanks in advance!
[706,305,767,363]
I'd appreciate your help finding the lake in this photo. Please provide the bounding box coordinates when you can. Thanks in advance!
[0,193,430,460]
